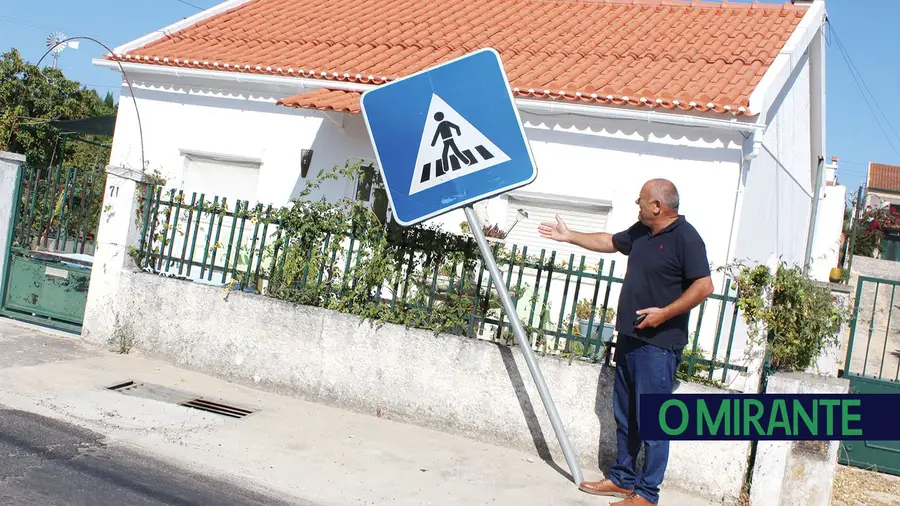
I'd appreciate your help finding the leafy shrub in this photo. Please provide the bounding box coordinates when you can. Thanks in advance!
[724,262,848,372]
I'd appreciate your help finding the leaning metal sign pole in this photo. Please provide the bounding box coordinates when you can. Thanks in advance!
[359,47,583,485]
[463,207,583,484]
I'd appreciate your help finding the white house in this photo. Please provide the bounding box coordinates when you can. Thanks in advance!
[866,162,900,211]
[93,0,837,384]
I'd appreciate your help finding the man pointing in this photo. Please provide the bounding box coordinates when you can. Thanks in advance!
[538,179,713,505]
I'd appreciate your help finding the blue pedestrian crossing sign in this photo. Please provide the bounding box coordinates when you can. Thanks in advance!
[360,48,538,226]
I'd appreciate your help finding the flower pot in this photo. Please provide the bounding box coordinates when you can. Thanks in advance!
[600,323,615,343]
[829,267,843,283]
[578,319,616,344]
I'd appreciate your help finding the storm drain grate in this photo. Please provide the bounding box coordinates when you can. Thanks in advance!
[106,380,255,419]
[108,380,138,392]
[180,398,253,419]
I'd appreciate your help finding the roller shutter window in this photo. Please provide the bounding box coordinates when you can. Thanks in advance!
[178,153,262,279]
[504,196,610,268]
[182,154,261,205]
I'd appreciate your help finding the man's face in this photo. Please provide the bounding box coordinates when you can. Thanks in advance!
[635,184,658,225]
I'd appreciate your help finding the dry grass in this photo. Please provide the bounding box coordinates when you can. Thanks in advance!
[832,465,900,506]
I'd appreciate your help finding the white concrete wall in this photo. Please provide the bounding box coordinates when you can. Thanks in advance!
[726,55,817,394]
[866,188,900,209]
[109,75,374,207]
[733,56,813,269]
[809,185,847,282]
[0,152,25,289]
[749,372,848,506]
[109,72,743,279]
[431,113,744,279]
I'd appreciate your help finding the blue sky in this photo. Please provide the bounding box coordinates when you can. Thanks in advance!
[0,0,897,195]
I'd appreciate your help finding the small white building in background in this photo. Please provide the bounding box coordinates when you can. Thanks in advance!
[94,0,842,386]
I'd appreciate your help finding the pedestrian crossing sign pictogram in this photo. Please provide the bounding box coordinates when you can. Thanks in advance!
[360,48,538,226]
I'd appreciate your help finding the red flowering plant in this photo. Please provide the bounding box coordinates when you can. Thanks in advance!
[854,205,900,256]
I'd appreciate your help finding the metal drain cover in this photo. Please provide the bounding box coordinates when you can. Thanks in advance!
[107,380,255,419]
[181,399,253,419]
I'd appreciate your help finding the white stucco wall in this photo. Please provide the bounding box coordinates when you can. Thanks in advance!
[0,152,26,291]
[866,188,900,209]
[733,55,813,269]
[432,112,745,278]
[109,76,375,207]
[809,185,847,282]
[110,73,743,272]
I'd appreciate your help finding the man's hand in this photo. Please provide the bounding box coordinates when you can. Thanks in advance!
[538,215,618,253]
[636,277,714,330]
[636,307,669,330]
[538,215,572,243]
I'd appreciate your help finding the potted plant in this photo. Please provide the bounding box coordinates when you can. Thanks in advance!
[828,267,843,284]
[575,298,616,343]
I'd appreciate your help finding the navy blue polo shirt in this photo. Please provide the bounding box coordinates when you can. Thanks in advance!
[612,216,711,351]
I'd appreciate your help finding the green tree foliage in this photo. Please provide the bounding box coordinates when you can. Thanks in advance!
[0,48,115,251]
[0,48,114,169]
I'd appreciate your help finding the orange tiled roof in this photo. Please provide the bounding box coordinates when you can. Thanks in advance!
[112,0,810,116]
[277,88,361,114]
[869,163,900,193]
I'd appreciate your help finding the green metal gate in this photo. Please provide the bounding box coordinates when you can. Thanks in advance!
[0,162,106,333]
[839,275,900,476]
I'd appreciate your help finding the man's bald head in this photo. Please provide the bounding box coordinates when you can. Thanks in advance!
[645,178,680,213]
[636,179,681,228]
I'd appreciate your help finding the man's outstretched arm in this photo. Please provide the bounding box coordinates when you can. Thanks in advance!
[538,215,618,254]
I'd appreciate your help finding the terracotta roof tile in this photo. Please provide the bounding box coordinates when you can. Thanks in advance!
[869,163,900,193]
[278,88,361,114]
[114,0,809,116]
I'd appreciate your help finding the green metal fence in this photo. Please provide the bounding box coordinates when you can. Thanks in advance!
[136,187,276,287]
[838,275,900,476]
[843,275,900,384]
[136,188,748,382]
[12,163,103,255]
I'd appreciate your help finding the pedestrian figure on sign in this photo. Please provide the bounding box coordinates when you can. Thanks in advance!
[431,111,471,172]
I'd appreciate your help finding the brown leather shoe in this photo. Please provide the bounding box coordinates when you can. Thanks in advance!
[611,492,656,505]
[578,479,633,498]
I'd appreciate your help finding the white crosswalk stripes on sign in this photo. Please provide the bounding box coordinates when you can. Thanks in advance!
[409,94,510,195]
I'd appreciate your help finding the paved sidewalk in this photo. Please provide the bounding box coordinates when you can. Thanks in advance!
[0,318,717,505]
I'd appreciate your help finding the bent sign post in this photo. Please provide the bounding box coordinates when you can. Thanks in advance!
[360,48,583,486]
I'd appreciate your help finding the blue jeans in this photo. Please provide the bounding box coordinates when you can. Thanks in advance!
[607,334,681,504]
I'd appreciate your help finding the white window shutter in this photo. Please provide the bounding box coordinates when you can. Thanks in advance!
[504,196,610,269]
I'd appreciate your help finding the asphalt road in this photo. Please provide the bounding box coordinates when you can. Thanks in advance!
[0,408,304,506]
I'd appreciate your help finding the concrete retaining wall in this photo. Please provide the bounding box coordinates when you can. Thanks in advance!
[83,268,751,504]
[749,372,849,506]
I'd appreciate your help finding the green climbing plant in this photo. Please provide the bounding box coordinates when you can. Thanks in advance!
[720,261,849,372]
